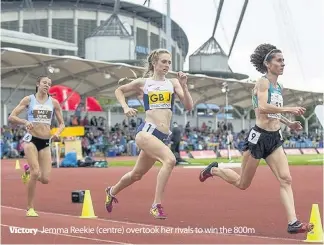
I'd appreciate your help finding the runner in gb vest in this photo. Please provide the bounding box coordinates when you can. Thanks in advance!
[199,43,314,234]
[105,48,194,219]
[8,76,65,217]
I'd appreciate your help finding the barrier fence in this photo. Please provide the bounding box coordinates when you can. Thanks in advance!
[180,148,323,159]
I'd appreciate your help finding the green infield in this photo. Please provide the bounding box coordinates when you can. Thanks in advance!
[106,154,323,167]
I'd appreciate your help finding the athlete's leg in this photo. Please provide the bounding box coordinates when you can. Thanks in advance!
[37,146,52,184]
[106,132,176,218]
[110,150,155,195]
[23,142,40,216]
[134,132,176,205]
[200,150,260,190]
[266,146,295,222]
[265,146,313,233]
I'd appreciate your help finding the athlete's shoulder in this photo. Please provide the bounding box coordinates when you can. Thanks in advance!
[170,77,179,83]
[22,95,32,104]
[256,77,270,88]
[50,97,60,107]
[256,76,269,83]
[129,77,146,88]
[169,78,180,87]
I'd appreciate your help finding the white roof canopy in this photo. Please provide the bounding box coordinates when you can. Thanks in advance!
[1,29,78,52]
[1,48,323,109]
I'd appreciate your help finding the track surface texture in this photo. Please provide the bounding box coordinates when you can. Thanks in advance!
[1,159,323,244]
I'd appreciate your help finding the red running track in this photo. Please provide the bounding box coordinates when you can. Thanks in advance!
[1,159,323,244]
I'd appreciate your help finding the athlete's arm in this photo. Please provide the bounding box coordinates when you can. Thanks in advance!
[257,78,292,114]
[8,96,30,125]
[115,78,145,109]
[279,115,293,126]
[52,99,65,136]
[172,78,193,111]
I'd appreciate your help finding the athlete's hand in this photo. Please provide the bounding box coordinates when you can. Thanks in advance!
[288,107,306,116]
[24,121,34,131]
[123,107,137,117]
[51,134,60,142]
[177,71,188,87]
[289,121,303,131]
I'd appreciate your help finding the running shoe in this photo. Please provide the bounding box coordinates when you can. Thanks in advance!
[150,204,167,219]
[26,208,38,217]
[105,187,118,213]
[21,164,30,184]
[199,162,218,182]
[287,220,314,234]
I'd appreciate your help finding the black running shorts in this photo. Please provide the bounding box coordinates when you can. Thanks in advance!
[242,125,284,160]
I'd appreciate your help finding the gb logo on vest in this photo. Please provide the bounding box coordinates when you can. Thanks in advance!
[148,90,172,109]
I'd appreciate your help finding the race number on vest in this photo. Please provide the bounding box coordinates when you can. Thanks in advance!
[268,93,283,119]
[32,104,53,124]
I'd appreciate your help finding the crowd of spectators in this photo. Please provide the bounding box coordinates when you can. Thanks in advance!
[1,115,323,159]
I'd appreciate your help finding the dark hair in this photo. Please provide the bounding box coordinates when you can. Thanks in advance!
[250,44,282,74]
[35,75,49,92]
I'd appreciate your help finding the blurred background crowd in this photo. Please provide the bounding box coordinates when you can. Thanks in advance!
[1,114,323,159]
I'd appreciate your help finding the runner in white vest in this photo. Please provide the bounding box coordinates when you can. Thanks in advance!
[104,48,194,219]
[8,76,65,217]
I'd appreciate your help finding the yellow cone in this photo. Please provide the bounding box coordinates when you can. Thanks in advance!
[15,160,20,170]
[79,190,97,219]
[304,204,323,243]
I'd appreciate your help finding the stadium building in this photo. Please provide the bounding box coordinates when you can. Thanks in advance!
[1,0,188,71]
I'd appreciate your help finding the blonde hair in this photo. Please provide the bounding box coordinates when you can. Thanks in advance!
[143,48,171,77]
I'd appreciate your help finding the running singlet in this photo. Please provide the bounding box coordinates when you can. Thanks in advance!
[252,78,283,119]
[143,79,175,111]
[27,94,54,125]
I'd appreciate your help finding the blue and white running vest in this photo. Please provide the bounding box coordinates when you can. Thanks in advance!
[27,94,54,125]
[142,78,175,111]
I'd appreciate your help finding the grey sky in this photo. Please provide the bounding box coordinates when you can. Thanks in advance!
[127,0,323,93]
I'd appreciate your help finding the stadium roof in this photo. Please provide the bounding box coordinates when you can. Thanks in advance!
[191,37,227,57]
[1,0,189,58]
[89,13,132,37]
[1,48,323,110]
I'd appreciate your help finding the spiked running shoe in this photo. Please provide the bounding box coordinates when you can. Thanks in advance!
[287,220,314,234]
[21,164,30,184]
[199,162,218,182]
[26,208,38,217]
[105,187,118,213]
[150,204,167,219]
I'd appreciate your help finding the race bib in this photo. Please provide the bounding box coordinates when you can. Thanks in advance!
[148,91,172,109]
[32,104,53,124]
[142,122,156,134]
[268,93,283,119]
[248,129,261,144]
[22,133,32,142]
